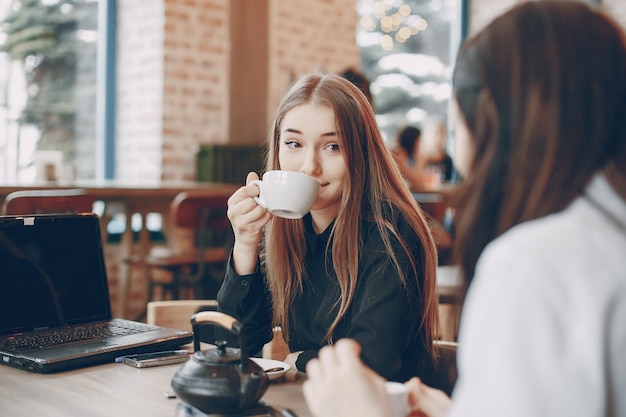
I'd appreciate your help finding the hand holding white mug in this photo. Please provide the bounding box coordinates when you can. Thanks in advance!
[303,339,396,417]
[385,382,411,417]
[250,170,319,219]
[405,377,452,417]
[227,172,273,275]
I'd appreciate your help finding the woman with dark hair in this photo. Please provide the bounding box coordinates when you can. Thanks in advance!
[422,120,455,183]
[340,67,374,106]
[391,125,428,191]
[217,72,440,383]
[302,1,626,416]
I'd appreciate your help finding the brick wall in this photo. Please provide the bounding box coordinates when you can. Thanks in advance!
[116,1,166,182]
[115,0,359,183]
[161,0,229,182]
[115,0,625,184]
[116,0,230,183]
[268,0,360,111]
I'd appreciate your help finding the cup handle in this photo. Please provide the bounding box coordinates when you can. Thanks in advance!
[250,179,267,209]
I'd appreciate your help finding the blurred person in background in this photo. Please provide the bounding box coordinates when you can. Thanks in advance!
[340,67,374,107]
[391,125,429,192]
[422,119,455,185]
[392,124,454,258]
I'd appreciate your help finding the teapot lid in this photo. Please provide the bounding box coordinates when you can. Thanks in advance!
[189,311,254,373]
[196,340,241,364]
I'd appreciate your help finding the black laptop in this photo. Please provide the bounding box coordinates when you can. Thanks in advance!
[0,213,193,373]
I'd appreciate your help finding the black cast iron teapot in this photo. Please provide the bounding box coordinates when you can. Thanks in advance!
[171,311,270,414]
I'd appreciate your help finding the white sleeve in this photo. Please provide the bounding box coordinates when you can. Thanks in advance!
[447,240,605,417]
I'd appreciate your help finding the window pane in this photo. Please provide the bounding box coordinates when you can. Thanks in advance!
[357,0,456,143]
[0,0,99,183]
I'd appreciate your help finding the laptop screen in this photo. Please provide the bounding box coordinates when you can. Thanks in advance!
[0,214,111,336]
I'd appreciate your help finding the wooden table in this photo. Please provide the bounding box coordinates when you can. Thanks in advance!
[0,181,239,319]
[0,361,311,417]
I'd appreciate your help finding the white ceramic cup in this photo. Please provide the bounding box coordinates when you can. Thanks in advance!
[385,381,411,417]
[250,170,319,219]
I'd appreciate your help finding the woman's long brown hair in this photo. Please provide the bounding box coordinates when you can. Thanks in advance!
[450,0,626,287]
[262,73,439,358]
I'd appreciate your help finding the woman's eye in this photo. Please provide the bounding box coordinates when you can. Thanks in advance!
[325,143,340,152]
[283,140,300,148]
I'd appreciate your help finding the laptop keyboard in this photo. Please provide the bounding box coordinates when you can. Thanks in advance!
[1,319,159,352]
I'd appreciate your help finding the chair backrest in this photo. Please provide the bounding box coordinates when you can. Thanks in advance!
[171,190,230,229]
[147,299,220,346]
[146,300,290,359]
[432,340,458,396]
[146,299,218,331]
[413,192,447,224]
[169,190,232,250]
[2,189,95,216]
[161,190,233,291]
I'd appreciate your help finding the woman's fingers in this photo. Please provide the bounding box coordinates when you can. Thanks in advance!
[305,356,322,380]
[227,171,271,234]
[227,172,261,211]
[245,171,259,185]
[333,338,363,368]
[405,377,452,417]
[305,340,359,385]
[227,172,271,274]
[303,340,392,417]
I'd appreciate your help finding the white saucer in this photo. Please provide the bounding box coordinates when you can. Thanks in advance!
[250,358,291,380]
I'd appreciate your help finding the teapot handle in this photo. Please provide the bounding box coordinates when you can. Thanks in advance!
[189,311,251,372]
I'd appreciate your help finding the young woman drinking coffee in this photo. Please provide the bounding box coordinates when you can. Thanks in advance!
[217,72,440,383]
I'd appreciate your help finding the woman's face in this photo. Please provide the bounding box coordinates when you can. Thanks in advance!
[449,97,474,179]
[278,103,347,224]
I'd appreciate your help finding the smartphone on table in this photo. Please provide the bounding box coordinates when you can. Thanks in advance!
[122,350,190,368]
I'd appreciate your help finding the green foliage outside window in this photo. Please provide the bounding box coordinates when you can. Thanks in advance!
[0,0,96,154]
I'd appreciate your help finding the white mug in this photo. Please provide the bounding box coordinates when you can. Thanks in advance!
[385,381,411,417]
[250,170,319,219]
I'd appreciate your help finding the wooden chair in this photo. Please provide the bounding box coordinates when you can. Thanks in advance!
[131,190,232,302]
[147,299,218,331]
[437,265,463,342]
[413,191,454,265]
[432,340,458,396]
[1,189,95,215]
[146,299,218,349]
[147,299,289,360]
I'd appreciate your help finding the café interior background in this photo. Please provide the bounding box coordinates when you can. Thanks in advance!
[0,0,624,185]
[0,0,624,318]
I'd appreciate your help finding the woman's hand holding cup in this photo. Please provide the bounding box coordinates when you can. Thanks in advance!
[250,170,319,219]
[229,170,319,275]
[228,172,273,275]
